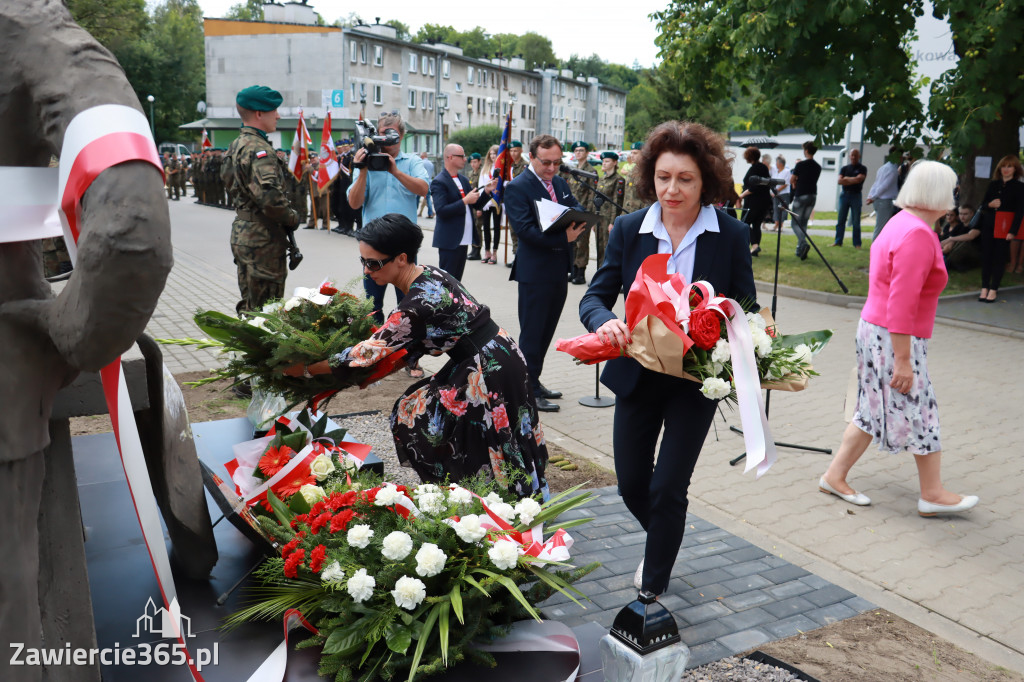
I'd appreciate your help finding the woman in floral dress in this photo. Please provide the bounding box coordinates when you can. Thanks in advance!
[292,214,548,499]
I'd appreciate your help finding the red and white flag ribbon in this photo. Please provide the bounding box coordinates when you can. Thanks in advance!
[473,620,580,682]
[244,609,318,682]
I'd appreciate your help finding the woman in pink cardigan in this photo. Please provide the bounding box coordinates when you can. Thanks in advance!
[819,161,979,517]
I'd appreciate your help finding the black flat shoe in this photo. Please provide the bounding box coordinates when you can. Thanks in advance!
[751,246,761,257]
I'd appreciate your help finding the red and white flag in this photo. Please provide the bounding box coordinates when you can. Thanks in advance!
[316,111,340,190]
[288,109,312,181]
[201,127,212,150]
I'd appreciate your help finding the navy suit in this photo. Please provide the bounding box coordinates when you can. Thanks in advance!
[504,169,583,395]
[430,170,491,281]
[579,206,758,594]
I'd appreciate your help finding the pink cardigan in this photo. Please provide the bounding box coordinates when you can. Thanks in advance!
[861,210,948,339]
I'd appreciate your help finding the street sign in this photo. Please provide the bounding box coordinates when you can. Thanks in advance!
[331,90,344,108]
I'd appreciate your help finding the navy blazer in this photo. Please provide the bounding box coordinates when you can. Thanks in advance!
[579,206,759,398]
[503,169,583,284]
[430,171,491,250]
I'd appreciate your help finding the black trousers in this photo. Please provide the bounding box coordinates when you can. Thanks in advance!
[438,246,468,282]
[744,205,770,246]
[517,280,567,395]
[613,370,718,594]
[980,229,1009,290]
[481,209,501,251]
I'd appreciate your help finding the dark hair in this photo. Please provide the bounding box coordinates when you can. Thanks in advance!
[634,121,734,206]
[802,141,818,155]
[743,146,761,163]
[959,203,974,212]
[358,213,423,260]
[993,154,1023,181]
[529,134,562,157]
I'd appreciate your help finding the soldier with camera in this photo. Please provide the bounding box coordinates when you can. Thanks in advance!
[222,85,301,315]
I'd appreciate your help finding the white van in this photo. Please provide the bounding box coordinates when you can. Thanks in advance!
[158,142,192,158]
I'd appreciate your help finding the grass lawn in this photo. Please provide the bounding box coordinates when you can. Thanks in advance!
[748,233,1006,297]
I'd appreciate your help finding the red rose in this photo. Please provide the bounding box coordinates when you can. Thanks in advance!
[689,309,723,351]
[319,282,339,296]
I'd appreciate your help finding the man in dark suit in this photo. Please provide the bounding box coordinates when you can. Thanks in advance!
[504,134,587,412]
[429,144,496,280]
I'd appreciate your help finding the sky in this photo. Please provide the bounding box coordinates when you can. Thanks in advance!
[196,0,667,68]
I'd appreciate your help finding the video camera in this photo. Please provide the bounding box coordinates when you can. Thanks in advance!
[353,120,400,172]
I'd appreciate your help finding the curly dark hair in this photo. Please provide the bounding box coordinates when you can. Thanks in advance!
[634,121,734,206]
[742,146,761,163]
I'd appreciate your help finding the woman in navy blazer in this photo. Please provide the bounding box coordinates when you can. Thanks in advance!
[579,121,758,596]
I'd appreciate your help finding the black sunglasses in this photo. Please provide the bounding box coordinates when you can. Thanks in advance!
[359,255,396,272]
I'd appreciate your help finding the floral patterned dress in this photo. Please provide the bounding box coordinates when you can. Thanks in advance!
[330,266,548,498]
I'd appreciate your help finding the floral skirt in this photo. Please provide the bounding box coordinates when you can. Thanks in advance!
[852,319,941,455]
[390,330,549,499]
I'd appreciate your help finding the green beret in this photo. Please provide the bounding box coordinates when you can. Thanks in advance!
[510,140,523,148]
[601,151,619,161]
[572,141,589,150]
[469,152,482,160]
[631,141,643,150]
[236,85,283,112]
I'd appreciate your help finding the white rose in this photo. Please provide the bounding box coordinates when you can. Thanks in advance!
[347,524,374,549]
[283,296,303,312]
[309,454,336,482]
[701,377,732,400]
[347,568,375,603]
[417,492,445,516]
[374,484,404,507]
[448,486,473,506]
[751,328,773,358]
[413,484,441,498]
[321,561,345,585]
[381,531,414,561]
[514,498,542,527]
[391,576,427,610]
[414,543,447,577]
[746,311,767,330]
[484,492,504,507]
[299,484,326,505]
[453,514,487,543]
[487,539,520,570]
[789,343,812,366]
[711,338,731,365]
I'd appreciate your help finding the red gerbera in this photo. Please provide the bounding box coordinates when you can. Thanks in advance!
[329,509,356,533]
[309,545,327,573]
[283,549,305,578]
[273,461,315,499]
[258,445,295,478]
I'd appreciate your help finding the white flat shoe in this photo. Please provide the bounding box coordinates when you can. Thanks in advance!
[918,495,979,517]
[633,559,644,590]
[819,476,871,506]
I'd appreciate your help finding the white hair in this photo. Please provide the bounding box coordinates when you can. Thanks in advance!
[895,160,957,212]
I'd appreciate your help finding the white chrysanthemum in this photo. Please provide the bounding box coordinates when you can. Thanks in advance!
[746,311,768,330]
[453,514,488,543]
[374,484,404,506]
[414,543,447,577]
[710,361,725,376]
[309,454,336,481]
[283,296,303,311]
[514,498,542,526]
[413,483,441,498]
[347,568,375,603]
[489,502,516,524]
[417,492,446,516]
[483,492,504,507]
[487,540,520,570]
[751,328,773,358]
[321,561,345,584]
[262,301,284,314]
[789,343,812,366]
[246,316,268,330]
[701,377,732,400]
[391,576,427,610]
[711,338,731,365]
[448,486,473,506]
[381,531,414,560]
[299,484,326,505]
[347,524,374,548]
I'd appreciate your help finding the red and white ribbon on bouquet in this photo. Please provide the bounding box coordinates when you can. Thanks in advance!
[243,609,319,682]
[473,620,581,682]
[464,489,576,563]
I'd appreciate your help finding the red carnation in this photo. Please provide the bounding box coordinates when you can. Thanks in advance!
[290,513,310,530]
[327,491,357,510]
[309,545,327,573]
[309,500,327,517]
[319,282,339,296]
[310,512,332,534]
[283,549,305,578]
[329,509,356,533]
[258,445,295,478]
[689,309,723,351]
[280,531,306,560]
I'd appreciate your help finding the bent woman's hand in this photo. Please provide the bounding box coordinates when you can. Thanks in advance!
[890,357,913,395]
[596,318,631,350]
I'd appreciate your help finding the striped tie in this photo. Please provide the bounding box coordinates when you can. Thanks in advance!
[543,180,557,202]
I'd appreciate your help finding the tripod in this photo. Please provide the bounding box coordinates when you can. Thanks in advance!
[728,181,847,465]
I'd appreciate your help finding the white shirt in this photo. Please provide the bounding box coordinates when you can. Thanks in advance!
[771,165,792,194]
[450,175,474,246]
[638,203,720,284]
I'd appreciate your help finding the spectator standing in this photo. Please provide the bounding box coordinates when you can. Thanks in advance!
[739,145,772,257]
[478,145,501,264]
[466,152,483,260]
[832,148,867,248]
[417,151,435,219]
[789,141,821,260]
[977,155,1024,302]
[429,144,496,281]
[503,141,529,263]
[770,155,791,232]
[867,148,900,239]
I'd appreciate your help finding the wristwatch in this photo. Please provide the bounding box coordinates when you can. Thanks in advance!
[302,365,313,379]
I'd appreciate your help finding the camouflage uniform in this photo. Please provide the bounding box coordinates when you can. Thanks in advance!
[176,156,189,197]
[223,126,300,314]
[507,157,528,256]
[621,163,646,214]
[164,155,181,199]
[210,151,225,206]
[563,160,596,274]
[595,168,625,266]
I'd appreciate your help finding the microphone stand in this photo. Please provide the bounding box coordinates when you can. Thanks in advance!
[728,182,837,465]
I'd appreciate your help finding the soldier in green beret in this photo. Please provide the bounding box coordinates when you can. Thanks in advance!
[563,141,596,284]
[621,141,647,214]
[162,151,181,200]
[595,151,626,266]
[504,140,529,261]
[222,84,300,314]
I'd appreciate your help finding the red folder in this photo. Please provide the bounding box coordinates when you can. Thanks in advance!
[994,211,1024,240]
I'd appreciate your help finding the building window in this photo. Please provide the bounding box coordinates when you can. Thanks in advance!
[428,92,434,110]
[359,42,367,64]
[408,90,416,109]
[467,66,474,84]
[521,104,526,118]
[522,80,526,94]
[351,82,358,102]
[502,74,508,89]
[429,58,435,76]
[350,41,357,63]
[421,92,427,110]
[392,72,401,85]
[442,60,450,78]
[455,112,462,123]
[374,45,383,67]
[409,53,417,72]
[421,56,428,74]
[455,82,462,93]
[373,84,382,104]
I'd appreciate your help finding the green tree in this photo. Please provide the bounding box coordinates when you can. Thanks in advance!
[654,0,1024,205]
[224,0,264,21]
[512,33,557,71]
[447,125,503,157]
[384,20,411,41]
[413,23,456,45]
[66,0,148,53]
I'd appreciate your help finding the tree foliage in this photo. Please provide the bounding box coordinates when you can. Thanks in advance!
[66,0,148,52]
[447,125,504,157]
[225,0,264,22]
[411,25,555,70]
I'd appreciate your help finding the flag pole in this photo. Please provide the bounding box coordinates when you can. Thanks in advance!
[308,170,317,230]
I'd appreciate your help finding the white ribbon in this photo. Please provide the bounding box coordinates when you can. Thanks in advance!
[0,167,62,243]
[474,620,581,682]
